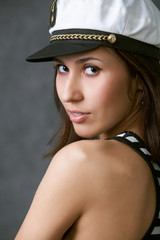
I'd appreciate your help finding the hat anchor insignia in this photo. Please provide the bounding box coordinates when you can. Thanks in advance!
[50,0,58,27]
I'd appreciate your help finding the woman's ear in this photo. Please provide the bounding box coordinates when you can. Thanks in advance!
[137,81,143,91]
[135,73,143,91]
[134,76,145,105]
[131,74,142,94]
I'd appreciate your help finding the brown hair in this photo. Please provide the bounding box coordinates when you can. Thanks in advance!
[45,49,160,163]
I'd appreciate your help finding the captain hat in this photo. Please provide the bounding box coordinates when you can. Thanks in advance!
[27,0,160,62]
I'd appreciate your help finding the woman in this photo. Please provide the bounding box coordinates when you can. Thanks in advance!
[15,0,160,239]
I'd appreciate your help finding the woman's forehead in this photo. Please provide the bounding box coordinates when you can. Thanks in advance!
[53,47,115,62]
[53,47,128,70]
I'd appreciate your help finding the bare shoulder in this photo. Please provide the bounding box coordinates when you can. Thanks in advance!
[53,138,153,181]
[55,139,156,238]
[52,138,155,213]
[15,139,156,240]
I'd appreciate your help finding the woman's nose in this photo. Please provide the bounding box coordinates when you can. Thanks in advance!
[61,74,84,103]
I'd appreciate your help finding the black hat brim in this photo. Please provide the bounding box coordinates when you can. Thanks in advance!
[26,41,102,62]
[26,29,160,62]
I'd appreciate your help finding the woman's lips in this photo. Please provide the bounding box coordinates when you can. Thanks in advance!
[68,110,90,123]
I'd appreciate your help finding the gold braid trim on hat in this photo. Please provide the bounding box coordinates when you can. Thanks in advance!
[50,33,116,43]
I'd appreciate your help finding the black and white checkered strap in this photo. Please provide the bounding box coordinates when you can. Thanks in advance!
[106,131,160,239]
[107,131,151,161]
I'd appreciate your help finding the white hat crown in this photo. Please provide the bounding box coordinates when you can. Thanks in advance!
[49,0,160,48]
[26,0,160,62]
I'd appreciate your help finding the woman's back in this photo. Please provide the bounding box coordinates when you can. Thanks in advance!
[62,136,157,239]
[15,132,159,239]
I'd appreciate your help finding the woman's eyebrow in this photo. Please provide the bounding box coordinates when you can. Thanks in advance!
[75,57,102,64]
[53,58,64,64]
[53,57,102,64]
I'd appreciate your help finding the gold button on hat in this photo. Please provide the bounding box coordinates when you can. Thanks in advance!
[107,34,117,44]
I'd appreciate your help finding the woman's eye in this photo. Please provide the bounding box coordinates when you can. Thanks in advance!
[56,65,69,73]
[84,66,100,75]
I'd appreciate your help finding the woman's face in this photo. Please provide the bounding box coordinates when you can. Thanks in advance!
[54,47,139,139]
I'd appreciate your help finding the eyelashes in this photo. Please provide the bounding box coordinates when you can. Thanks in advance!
[53,64,102,76]
[84,66,101,75]
[53,64,69,73]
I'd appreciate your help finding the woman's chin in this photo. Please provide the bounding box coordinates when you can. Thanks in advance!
[74,129,99,139]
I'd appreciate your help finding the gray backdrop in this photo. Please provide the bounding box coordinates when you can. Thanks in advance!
[1,0,58,239]
[1,0,160,239]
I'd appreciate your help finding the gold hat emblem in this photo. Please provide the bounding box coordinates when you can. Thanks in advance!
[50,0,58,26]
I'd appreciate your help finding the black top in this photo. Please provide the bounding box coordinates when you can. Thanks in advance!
[107,131,160,239]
